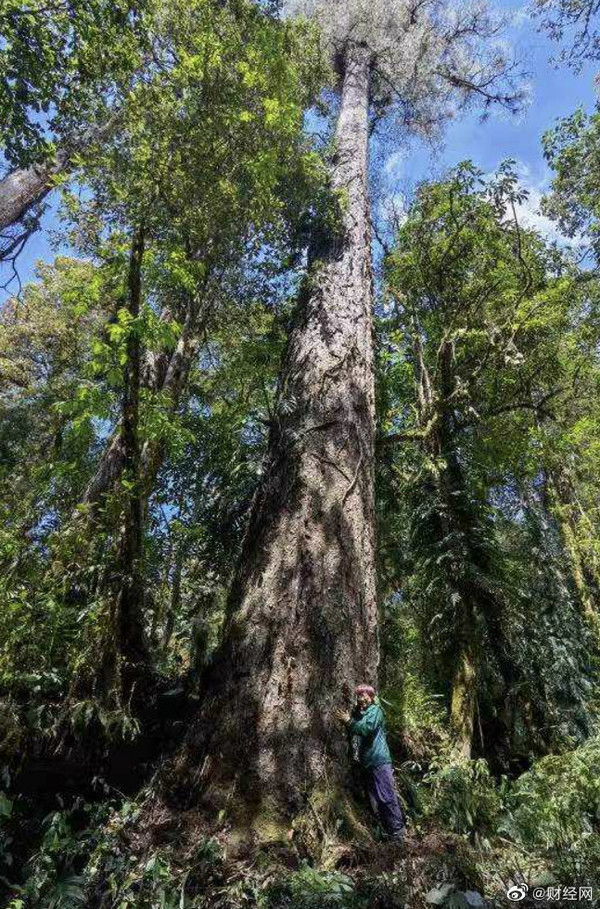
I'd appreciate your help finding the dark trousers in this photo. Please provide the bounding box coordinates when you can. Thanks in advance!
[365,763,405,837]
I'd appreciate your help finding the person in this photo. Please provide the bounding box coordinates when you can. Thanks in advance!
[336,684,405,841]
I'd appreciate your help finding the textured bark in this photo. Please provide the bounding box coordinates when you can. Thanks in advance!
[544,469,600,638]
[82,431,128,513]
[0,120,117,235]
[0,154,67,234]
[191,43,378,813]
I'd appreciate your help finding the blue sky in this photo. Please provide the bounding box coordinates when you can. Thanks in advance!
[1,0,598,303]
[378,0,599,236]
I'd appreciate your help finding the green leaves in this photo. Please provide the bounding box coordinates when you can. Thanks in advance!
[543,107,600,253]
[379,161,600,763]
[284,866,356,907]
[0,0,150,166]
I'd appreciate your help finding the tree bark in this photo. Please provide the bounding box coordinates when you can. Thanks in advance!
[102,226,148,694]
[544,468,600,638]
[0,119,117,235]
[428,443,480,762]
[81,294,203,513]
[0,152,68,235]
[189,42,378,817]
[450,636,477,762]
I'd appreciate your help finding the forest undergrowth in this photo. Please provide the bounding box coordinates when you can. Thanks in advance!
[3,668,600,907]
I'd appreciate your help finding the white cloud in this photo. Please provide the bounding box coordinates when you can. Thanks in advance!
[383,150,406,179]
[493,160,577,246]
[513,185,567,243]
[378,192,409,235]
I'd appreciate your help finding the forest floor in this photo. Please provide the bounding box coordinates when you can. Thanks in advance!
[3,689,599,908]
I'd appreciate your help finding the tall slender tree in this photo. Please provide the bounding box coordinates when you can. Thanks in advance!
[46,0,329,708]
[102,225,149,695]
[184,0,524,825]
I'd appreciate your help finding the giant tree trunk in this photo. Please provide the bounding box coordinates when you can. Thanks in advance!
[188,42,378,822]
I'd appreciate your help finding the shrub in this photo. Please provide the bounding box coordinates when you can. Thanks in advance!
[502,736,600,883]
[270,866,356,908]
[424,759,505,840]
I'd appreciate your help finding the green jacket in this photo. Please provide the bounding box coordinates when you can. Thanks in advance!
[348,701,392,770]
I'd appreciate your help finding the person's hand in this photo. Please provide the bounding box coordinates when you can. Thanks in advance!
[335,708,351,725]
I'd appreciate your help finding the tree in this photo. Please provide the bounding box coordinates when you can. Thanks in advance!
[540,108,600,617]
[63,0,327,522]
[542,108,600,257]
[177,0,524,828]
[533,0,600,63]
[0,258,113,700]
[0,0,149,269]
[0,0,330,712]
[381,163,597,761]
[0,256,288,722]
[101,225,149,695]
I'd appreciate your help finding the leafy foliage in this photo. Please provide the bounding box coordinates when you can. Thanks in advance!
[380,161,599,763]
[0,0,150,166]
[1,2,600,907]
